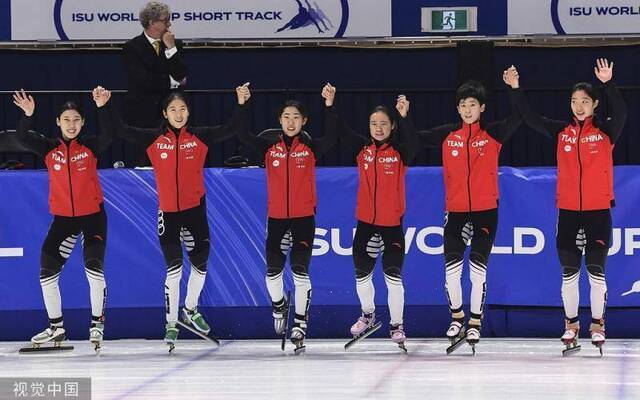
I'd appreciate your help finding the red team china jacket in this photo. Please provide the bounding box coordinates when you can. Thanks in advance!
[238,106,338,220]
[441,122,502,212]
[336,114,419,227]
[264,136,317,218]
[412,90,521,213]
[44,140,103,216]
[556,117,614,210]
[108,105,249,212]
[14,107,113,217]
[512,83,627,211]
[147,128,208,212]
[355,142,409,226]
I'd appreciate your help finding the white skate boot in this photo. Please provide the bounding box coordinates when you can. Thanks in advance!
[290,322,307,355]
[590,320,605,356]
[89,323,104,353]
[561,320,581,357]
[390,324,407,352]
[19,325,73,353]
[350,313,376,337]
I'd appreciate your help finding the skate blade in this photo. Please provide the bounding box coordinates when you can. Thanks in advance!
[293,345,306,355]
[397,343,408,353]
[592,342,604,356]
[280,290,292,352]
[446,335,468,355]
[562,344,581,357]
[176,321,220,345]
[344,321,383,350]
[19,344,74,353]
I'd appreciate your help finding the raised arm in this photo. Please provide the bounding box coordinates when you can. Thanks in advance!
[311,83,340,157]
[594,58,627,143]
[484,66,523,143]
[507,66,567,141]
[191,83,251,145]
[395,94,421,165]
[234,83,272,156]
[81,86,114,154]
[9,90,56,157]
[328,86,369,150]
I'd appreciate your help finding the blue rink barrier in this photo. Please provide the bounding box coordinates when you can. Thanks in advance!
[1,166,639,340]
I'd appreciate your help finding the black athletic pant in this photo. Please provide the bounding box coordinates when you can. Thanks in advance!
[443,208,498,323]
[265,216,315,324]
[556,209,611,324]
[40,206,107,325]
[351,220,406,326]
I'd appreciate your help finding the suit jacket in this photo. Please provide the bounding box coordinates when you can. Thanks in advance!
[123,33,187,128]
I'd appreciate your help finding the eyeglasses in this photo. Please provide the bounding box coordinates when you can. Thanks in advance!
[156,17,171,25]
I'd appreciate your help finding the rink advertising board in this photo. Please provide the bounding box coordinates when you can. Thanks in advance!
[8,0,391,41]
[508,0,640,34]
[1,167,639,311]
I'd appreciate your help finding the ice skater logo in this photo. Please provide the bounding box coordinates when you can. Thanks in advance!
[277,0,337,34]
[442,12,455,30]
[622,280,640,297]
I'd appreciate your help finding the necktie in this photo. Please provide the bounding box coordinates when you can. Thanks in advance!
[153,41,160,56]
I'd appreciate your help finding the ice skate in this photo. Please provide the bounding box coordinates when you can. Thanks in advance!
[165,323,179,353]
[272,298,288,335]
[390,324,407,352]
[561,322,581,357]
[445,320,467,355]
[290,323,306,355]
[280,291,292,351]
[590,321,605,356]
[182,307,210,335]
[19,326,73,353]
[344,313,382,350]
[465,325,481,355]
[89,323,104,354]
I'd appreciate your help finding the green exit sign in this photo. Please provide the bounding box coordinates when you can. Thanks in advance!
[422,7,477,33]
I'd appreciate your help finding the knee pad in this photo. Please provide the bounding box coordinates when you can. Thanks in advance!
[266,249,286,271]
[166,258,183,275]
[40,252,64,280]
[354,254,375,280]
[291,263,309,278]
[383,265,402,281]
[562,265,580,280]
[266,265,284,278]
[445,252,463,264]
[585,248,607,273]
[586,263,604,276]
[469,251,487,267]
[84,258,104,275]
[188,248,209,273]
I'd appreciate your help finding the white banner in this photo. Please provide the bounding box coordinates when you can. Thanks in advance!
[508,0,640,35]
[11,0,391,40]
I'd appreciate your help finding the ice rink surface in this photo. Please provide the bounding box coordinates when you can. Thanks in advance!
[1,338,639,399]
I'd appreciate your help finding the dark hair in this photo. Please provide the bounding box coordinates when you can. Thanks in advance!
[369,105,396,126]
[456,80,487,105]
[278,100,308,120]
[570,82,601,126]
[160,92,191,130]
[571,82,598,102]
[57,101,84,119]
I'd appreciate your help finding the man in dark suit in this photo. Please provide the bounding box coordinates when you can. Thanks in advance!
[123,1,187,165]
